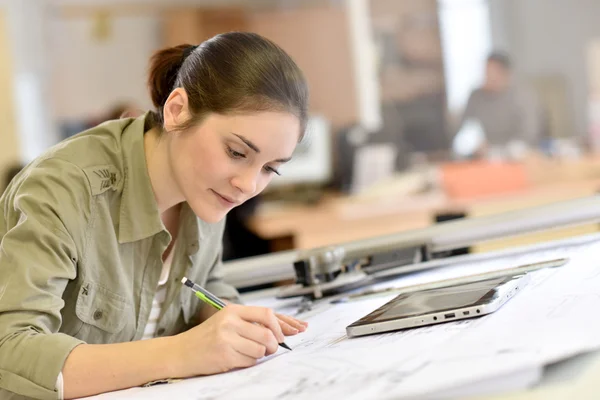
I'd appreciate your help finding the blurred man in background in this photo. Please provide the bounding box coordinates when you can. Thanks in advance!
[454,52,543,159]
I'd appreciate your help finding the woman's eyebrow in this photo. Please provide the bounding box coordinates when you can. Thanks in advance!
[231,132,293,163]
[275,156,292,163]
[231,133,260,153]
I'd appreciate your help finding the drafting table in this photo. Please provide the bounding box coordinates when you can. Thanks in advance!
[84,232,600,400]
[223,195,600,298]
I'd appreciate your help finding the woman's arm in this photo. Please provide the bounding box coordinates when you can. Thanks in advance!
[63,304,294,399]
[63,337,178,399]
[0,159,94,399]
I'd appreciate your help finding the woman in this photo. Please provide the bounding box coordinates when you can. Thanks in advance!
[0,32,309,400]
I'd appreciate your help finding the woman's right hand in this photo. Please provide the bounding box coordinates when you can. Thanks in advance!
[169,304,285,378]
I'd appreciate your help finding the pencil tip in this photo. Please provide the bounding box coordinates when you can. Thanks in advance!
[280,342,292,351]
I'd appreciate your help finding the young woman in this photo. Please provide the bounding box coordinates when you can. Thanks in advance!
[0,32,309,400]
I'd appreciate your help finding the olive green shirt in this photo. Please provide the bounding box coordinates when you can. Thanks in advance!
[0,114,240,399]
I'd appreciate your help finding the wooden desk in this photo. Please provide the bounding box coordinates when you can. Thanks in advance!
[249,179,600,251]
[248,191,446,250]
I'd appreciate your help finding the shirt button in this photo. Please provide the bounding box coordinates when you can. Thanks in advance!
[93,310,103,320]
[157,328,166,336]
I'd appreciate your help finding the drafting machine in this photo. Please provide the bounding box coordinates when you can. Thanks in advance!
[223,196,600,299]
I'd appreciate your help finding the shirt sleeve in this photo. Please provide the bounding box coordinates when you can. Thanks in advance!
[0,158,90,400]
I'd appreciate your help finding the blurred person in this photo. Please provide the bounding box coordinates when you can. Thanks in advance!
[454,51,543,159]
[0,32,309,400]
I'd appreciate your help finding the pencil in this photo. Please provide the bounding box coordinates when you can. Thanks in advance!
[181,277,292,351]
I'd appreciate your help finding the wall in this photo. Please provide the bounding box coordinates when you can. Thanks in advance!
[6,0,59,162]
[49,12,161,120]
[52,1,374,134]
[370,0,448,152]
[438,0,490,116]
[163,4,360,130]
[0,8,20,182]
[491,0,600,139]
[247,4,358,129]
[163,7,249,47]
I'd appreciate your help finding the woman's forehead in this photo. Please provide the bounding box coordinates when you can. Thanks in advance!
[215,113,299,143]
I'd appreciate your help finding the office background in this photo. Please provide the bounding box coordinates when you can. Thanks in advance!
[1,0,600,259]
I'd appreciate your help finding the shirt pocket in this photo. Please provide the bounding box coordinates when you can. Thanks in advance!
[75,281,134,342]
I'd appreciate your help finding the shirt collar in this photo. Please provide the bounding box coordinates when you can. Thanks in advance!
[117,113,212,248]
[179,203,207,256]
[118,113,164,244]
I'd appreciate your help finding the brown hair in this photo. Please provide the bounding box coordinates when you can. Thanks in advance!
[147,32,309,139]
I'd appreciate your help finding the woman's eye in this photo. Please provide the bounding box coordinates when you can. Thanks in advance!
[264,166,281,176]
[227,147,245,159]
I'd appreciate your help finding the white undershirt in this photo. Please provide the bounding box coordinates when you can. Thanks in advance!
[142,246,175,340]
[56,245,176,398]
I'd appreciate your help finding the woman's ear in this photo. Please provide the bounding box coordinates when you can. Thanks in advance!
[163,88,191,131]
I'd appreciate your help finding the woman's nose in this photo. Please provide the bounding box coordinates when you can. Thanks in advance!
[231,169,258,196]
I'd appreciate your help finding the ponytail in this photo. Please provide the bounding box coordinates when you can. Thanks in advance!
[147,44,196,122]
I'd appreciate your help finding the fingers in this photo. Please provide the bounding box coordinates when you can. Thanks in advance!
[276,313,308,334]
[231,333,269,360]
[236,320,279,355]
[279,319,299,336]
[232,305,285,343]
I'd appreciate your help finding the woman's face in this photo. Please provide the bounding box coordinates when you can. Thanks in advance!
[166,108,300,223]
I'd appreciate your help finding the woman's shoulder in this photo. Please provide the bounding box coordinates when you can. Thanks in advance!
[49,118,140,168]
[18,116,147,197]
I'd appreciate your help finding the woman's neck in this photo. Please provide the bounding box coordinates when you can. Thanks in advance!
[143,127,184,213]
